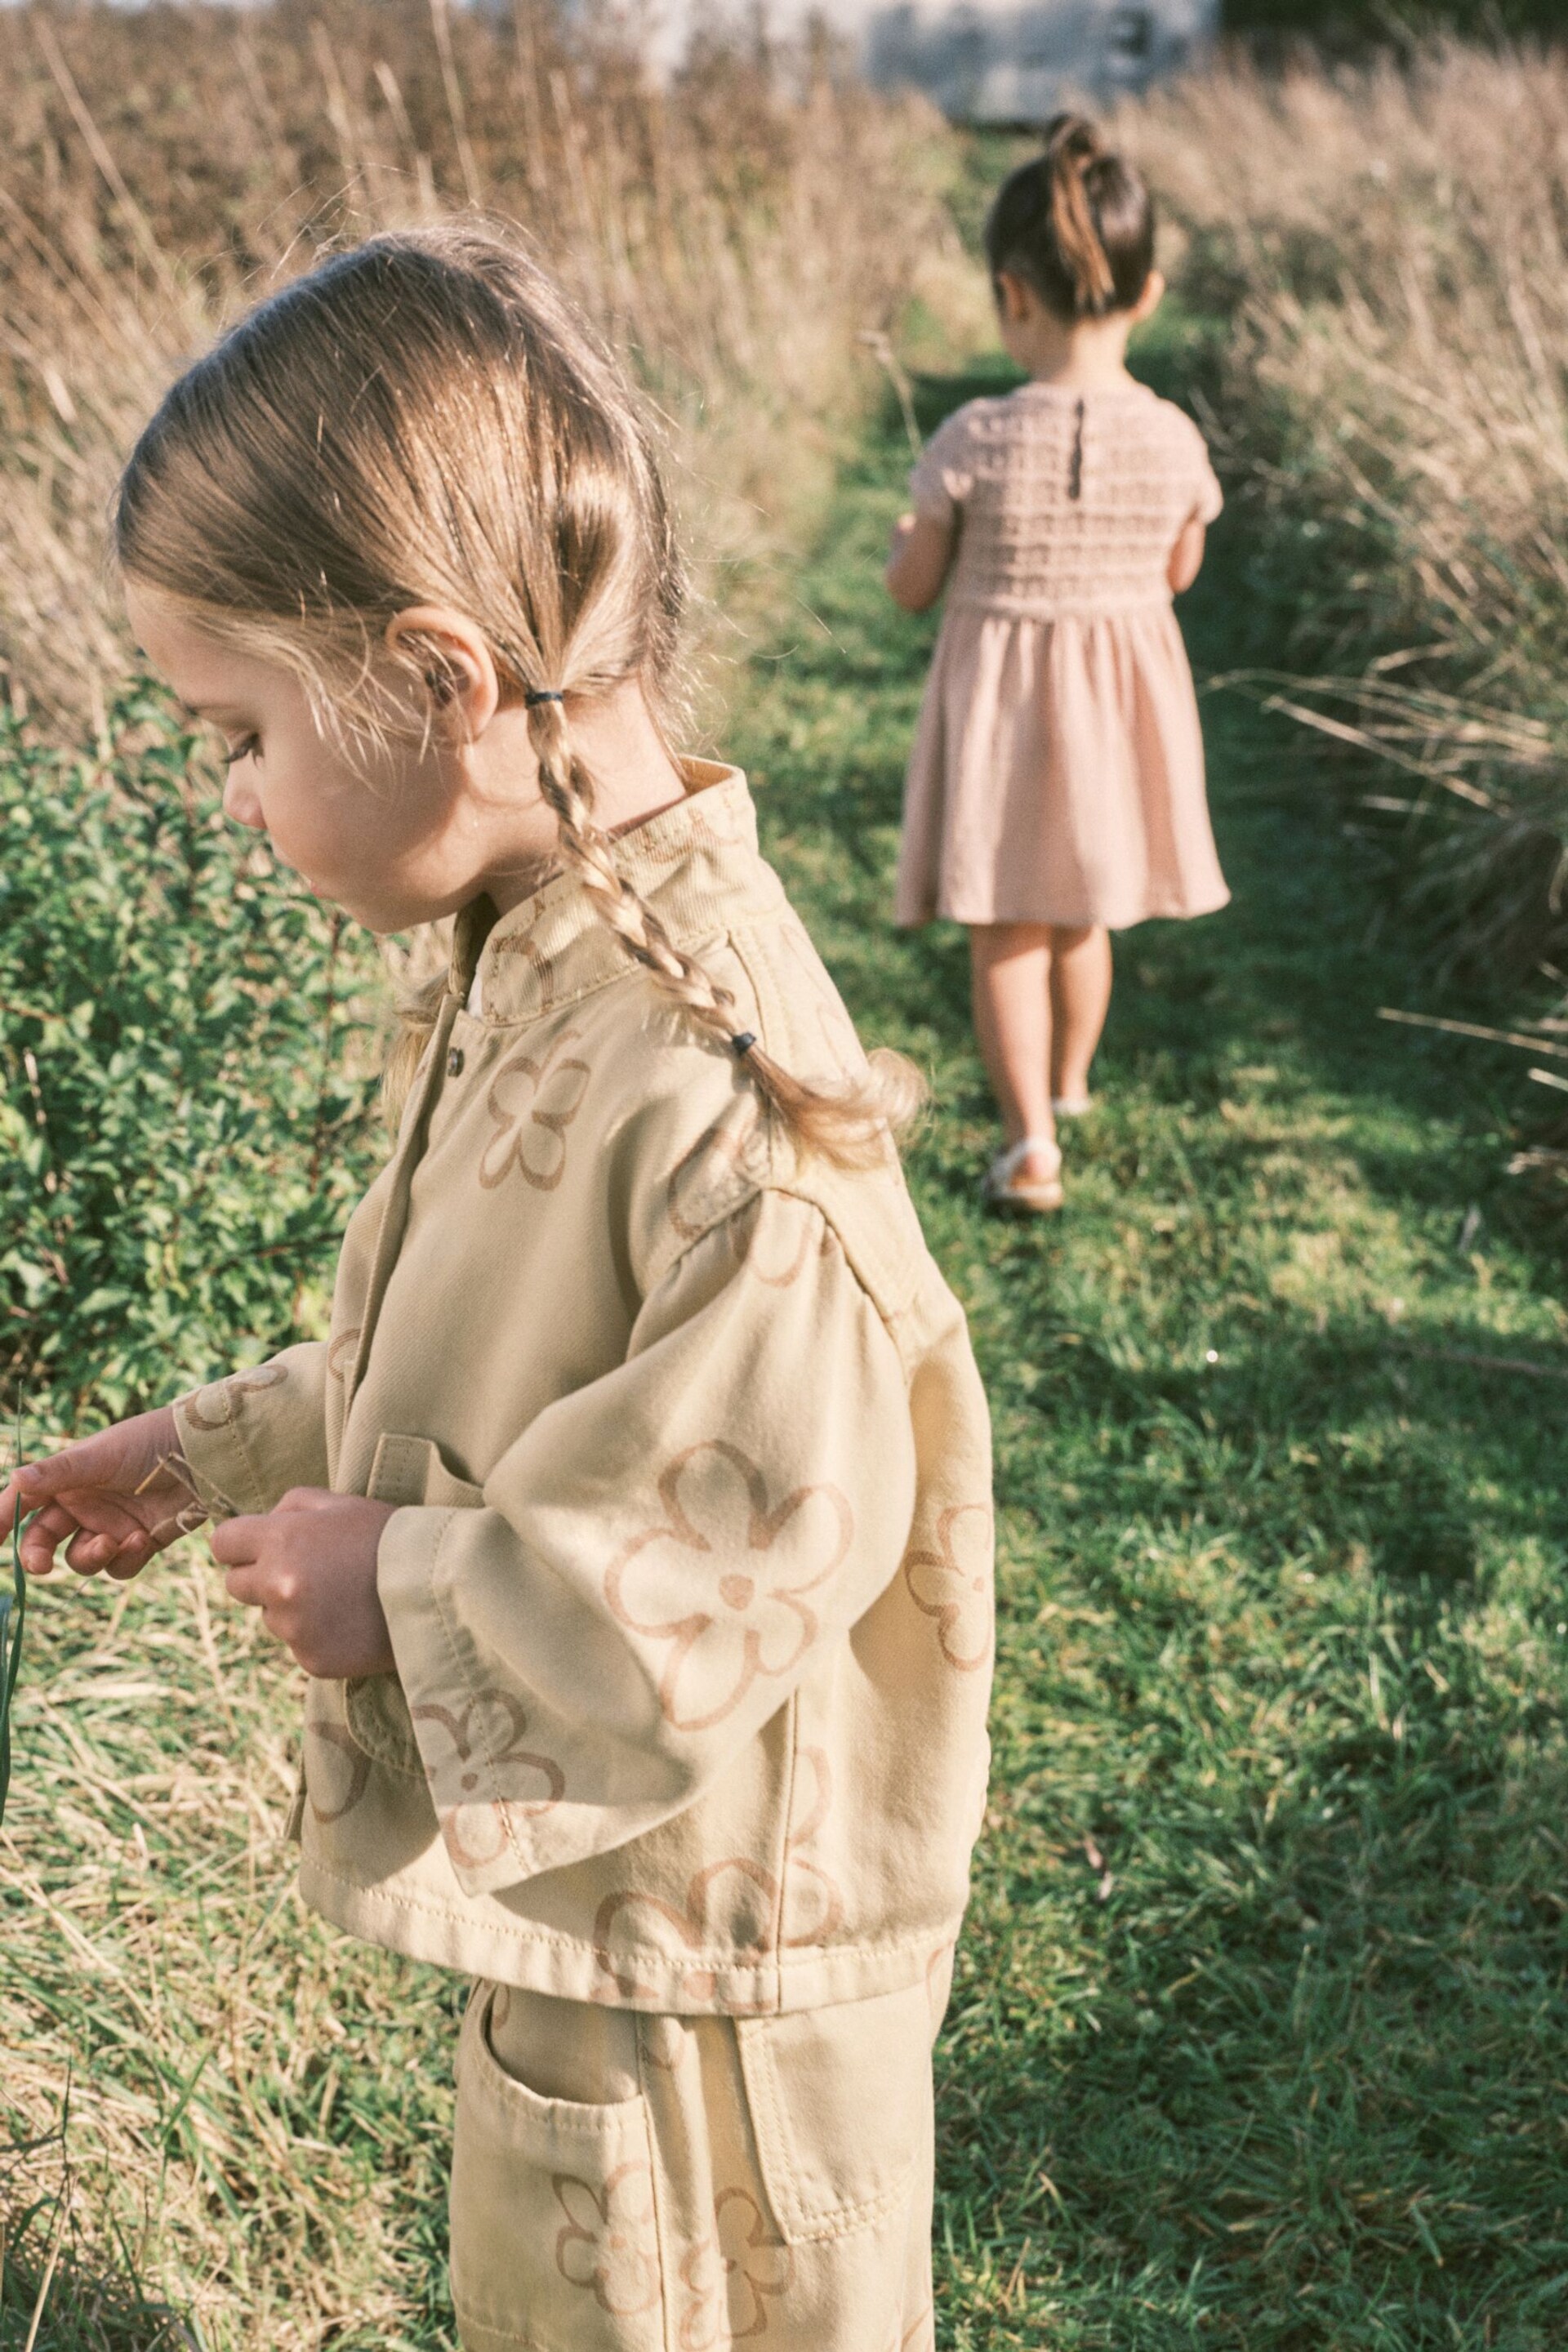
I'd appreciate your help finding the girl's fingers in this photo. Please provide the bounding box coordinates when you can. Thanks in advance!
[63,1526,150,1578]
[209,1515,266,1569]
[17,1502,82,1575]
[222,1561,284,1613]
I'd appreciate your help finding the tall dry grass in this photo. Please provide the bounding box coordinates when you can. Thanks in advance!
[0,0,981,734]
[1126,40,1568,996]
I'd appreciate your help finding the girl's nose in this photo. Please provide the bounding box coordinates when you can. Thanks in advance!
[222,769,265,830]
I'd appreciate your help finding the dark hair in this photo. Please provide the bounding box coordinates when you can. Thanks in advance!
[983,114,1155,322]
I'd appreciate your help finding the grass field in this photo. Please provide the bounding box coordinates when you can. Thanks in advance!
[6,347,1568,2347]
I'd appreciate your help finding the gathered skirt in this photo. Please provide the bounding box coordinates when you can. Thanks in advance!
[894,602,1229,930]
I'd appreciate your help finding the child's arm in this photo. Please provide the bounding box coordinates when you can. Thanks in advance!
[5,1340,332,1579]
[3,1405,194,1579]
[885,512,955,612]
[362,1190,967,1900]
[1168,514,1207,595]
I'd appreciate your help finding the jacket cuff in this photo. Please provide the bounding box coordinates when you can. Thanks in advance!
[376,1503,550,1898]
[174,1342,331,1520]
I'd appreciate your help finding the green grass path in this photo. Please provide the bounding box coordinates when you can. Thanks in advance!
[728,393,1568,2351]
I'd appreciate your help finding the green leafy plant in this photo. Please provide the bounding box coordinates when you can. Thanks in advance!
[0,690,385,1428]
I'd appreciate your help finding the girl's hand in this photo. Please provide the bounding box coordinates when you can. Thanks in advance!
[0,1406,199,1581]
[212,1490,398,1680]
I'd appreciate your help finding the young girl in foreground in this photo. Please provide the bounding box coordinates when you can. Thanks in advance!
[889,114,1229,1213]
[2,231,992,2351]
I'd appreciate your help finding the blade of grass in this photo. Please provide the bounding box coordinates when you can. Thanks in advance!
[0,1459,26,1830]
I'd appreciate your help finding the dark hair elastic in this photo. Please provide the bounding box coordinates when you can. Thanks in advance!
[524,688,564,707]
[730,1031,757,1058]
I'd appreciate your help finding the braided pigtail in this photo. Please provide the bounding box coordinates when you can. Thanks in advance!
[526,697,925,1170]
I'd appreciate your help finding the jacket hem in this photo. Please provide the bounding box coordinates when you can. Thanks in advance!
[297,1853,959,2015]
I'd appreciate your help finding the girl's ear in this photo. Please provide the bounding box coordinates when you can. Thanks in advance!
[384,607,502,741]
[1131,268,1166,326]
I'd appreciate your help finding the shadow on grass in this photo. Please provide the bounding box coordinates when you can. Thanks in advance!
[736,371,1568,2345]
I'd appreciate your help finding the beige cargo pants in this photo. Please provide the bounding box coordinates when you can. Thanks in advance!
[449,1964,951,2352]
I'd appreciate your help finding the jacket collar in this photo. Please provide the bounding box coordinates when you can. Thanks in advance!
[449,762,782,1027]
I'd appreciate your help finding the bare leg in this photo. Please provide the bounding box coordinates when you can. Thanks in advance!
[969,924,1056,1179]
[1049,923,1112,1104]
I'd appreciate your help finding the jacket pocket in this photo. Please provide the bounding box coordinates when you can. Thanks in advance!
[346,1434,488,1776]
[736,1980,931,2245]
[451,1984,665,2352]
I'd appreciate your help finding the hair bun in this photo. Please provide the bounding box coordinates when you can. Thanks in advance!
[1045,114,1102,168]
[1042,114,1115,310]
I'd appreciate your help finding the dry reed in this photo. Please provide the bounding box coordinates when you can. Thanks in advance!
[0,0,978,733]
[1125,38,1568,992]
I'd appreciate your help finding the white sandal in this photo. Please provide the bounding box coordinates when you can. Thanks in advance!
[982,1135,1064,1214]
[1052,1094,1094,1118]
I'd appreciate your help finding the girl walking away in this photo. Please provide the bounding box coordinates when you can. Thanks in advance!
[887,114,1229,1214]
[0,231,993,2352]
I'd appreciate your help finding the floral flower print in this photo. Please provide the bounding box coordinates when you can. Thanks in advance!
[304,1718,373,1824]
[488,895,563,1015]
[902,1503,993,1672]
[554,2163,662,2317]
[590,1750,844,2002]
[605,1441,853,1733]
[478,1027,590,1190]
[410,1690,565,1870]
[591,1854,777,2007]
[678,2187,794,2345]
[181,1361,287,1432]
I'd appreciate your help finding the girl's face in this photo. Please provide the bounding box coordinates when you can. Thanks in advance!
[125,586,561,933]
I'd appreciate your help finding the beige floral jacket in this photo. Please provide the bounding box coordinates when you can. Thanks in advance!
[176,765,994,2014]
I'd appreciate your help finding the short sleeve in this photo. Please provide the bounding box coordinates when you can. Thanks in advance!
[908,406,976,526]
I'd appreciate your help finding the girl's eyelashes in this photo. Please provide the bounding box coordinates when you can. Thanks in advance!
[225,733,261,767]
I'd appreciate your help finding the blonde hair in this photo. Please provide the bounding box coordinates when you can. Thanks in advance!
[114,227,923,1165]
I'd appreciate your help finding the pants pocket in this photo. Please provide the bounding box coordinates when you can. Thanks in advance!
[451,1984,665,2352]
[735,1980,933,2246]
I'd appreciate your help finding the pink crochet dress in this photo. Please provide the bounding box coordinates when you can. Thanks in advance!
[895,380,1229,930]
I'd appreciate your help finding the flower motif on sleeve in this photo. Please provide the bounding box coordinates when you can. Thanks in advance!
[554,2163,662,2316]
[902,1503,993,1672]
[477,1027,590,1191]
[678,2188,794,2346]
[604,1442,853,1733]
[181,1361,288,1432]
[305,1720,373,1824]
[409,1690,564,1871]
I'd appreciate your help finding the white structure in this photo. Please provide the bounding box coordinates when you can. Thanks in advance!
[866,2,1218,121]
[639,2,1217,119]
